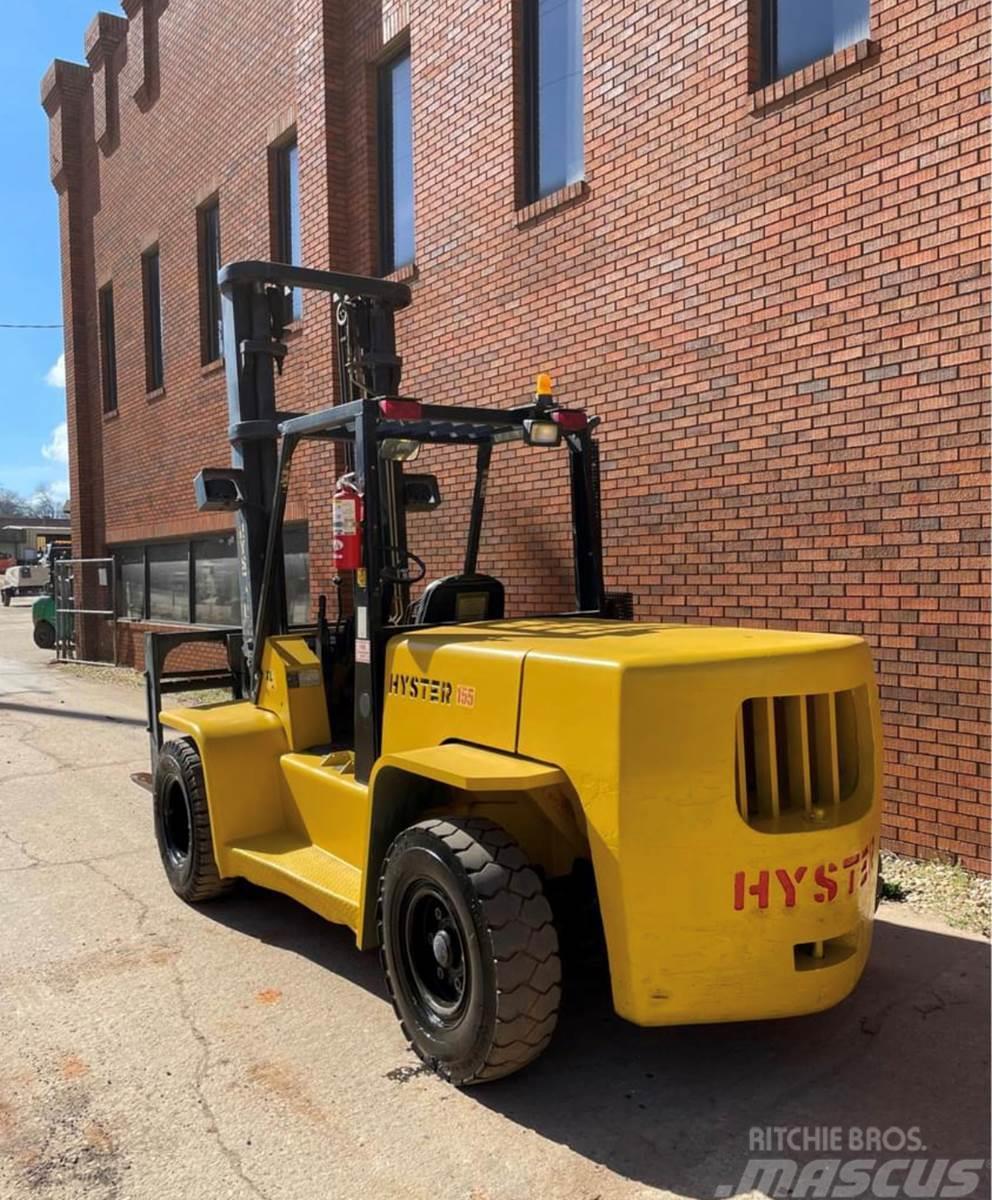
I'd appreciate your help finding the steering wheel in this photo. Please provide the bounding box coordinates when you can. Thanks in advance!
[381,548,427,585]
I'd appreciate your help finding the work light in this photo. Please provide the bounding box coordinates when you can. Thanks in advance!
[523,419,561,446]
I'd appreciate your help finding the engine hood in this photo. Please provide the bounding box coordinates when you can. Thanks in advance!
[380,618,870,759]
[400,618,863,669]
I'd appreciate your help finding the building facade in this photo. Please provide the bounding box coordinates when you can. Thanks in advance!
[43,0,989,871]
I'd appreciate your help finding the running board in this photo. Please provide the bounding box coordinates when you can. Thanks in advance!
[224,833,361,932]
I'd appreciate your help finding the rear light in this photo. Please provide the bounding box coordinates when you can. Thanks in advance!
[378,399,422,420]
[551,409,587,431]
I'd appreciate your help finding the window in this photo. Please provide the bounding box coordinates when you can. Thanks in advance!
[284,524,310,626]
[762,0,869,82]
[522,0,584,203]
[117,547,144,618]
[142,246,164,391]
[271,136,302,320]
[197,200,222,364]
[378,49,415,275]
[98,283,117,413]
[147,542,189,623]
[193,534,240,626]
[116,528,309,627]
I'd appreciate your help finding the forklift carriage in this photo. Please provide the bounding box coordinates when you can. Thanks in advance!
[143,261,883,1085]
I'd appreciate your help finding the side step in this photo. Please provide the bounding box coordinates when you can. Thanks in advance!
[225,833,361,932]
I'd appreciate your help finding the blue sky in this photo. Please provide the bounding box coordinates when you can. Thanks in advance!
[0,0,100,507]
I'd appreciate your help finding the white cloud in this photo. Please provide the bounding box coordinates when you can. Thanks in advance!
[42,422,68,465]
[49,479,70,503]
[45,352,66,388]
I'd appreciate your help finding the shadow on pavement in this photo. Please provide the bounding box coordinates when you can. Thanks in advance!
[201,887,991,1197]
[0,700,147,727]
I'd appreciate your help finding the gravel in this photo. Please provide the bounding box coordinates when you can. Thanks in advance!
[881,850,990,938]
[53,660,232,706]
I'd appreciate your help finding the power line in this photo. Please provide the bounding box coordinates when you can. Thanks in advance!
[0,323,63,329]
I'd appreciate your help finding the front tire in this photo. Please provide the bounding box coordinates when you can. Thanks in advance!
[1,591,10,607]
[33,620,56,650]
[379,817,561,1085]
[153,738,232,903]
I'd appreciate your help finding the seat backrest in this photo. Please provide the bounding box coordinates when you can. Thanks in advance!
[411,574,505,624]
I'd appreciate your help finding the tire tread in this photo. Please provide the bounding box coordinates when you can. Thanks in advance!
[155,738,233,903]
[378,815,561,1085]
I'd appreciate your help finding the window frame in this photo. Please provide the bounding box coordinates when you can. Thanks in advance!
[377,44,415,276]
[197,198,222,365]
[520,0,585,205]
[98,281,117,414]
[521,0,541,204]
[141,245,164,392]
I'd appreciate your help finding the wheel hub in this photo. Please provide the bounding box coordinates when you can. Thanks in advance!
[432,928,452,968]
[399,883,469,1026]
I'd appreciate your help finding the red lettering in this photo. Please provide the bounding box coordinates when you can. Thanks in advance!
[775,865,808,908]
[859,840,873,886]
[733,870,770,910]
[750,870,769,909]
[814,862,838,904]
[843,853,860,894]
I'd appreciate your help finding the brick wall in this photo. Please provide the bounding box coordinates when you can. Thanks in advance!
[45,0,990,870]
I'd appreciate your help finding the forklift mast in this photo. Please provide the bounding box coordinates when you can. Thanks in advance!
[152,258,606,781]
[208,262,413,692]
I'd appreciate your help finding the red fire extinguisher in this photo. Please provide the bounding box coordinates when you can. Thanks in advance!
[332,474,363,571]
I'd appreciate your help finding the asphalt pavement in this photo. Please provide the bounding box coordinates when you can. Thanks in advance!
[0,600,988,1199]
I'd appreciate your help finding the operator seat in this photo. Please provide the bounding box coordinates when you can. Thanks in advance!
[411,574,505,624]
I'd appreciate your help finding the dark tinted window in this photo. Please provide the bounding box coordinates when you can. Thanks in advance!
[379,50,415,274]
[767,0,869,81]
[524,0,584,202]
[98,283,117,413]
[142,246,164,391]
[198,201,222,363]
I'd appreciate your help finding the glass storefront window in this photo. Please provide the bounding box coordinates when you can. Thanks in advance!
[193,535,241,627]
[114,526,309,629]
[147,542,190,623]
[118,547,145,619]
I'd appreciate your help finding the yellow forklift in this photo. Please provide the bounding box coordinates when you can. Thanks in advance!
[143,262,883,1084]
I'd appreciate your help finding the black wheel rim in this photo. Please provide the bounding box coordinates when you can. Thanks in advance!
[162,779,192,868]
[398,881,469,1028]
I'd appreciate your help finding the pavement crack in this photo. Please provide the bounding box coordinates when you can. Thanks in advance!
[0,847,144,874]
[85,859,151,931]
[0,826,42,867]
[168,958,273,1200]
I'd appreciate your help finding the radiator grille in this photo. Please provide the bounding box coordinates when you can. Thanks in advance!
[735,690,860,825]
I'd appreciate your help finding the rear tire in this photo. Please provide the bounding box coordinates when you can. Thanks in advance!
[153,738,233,903]
[379,816,561,1085]
[1,591,10,607]
[33,620,56,650]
